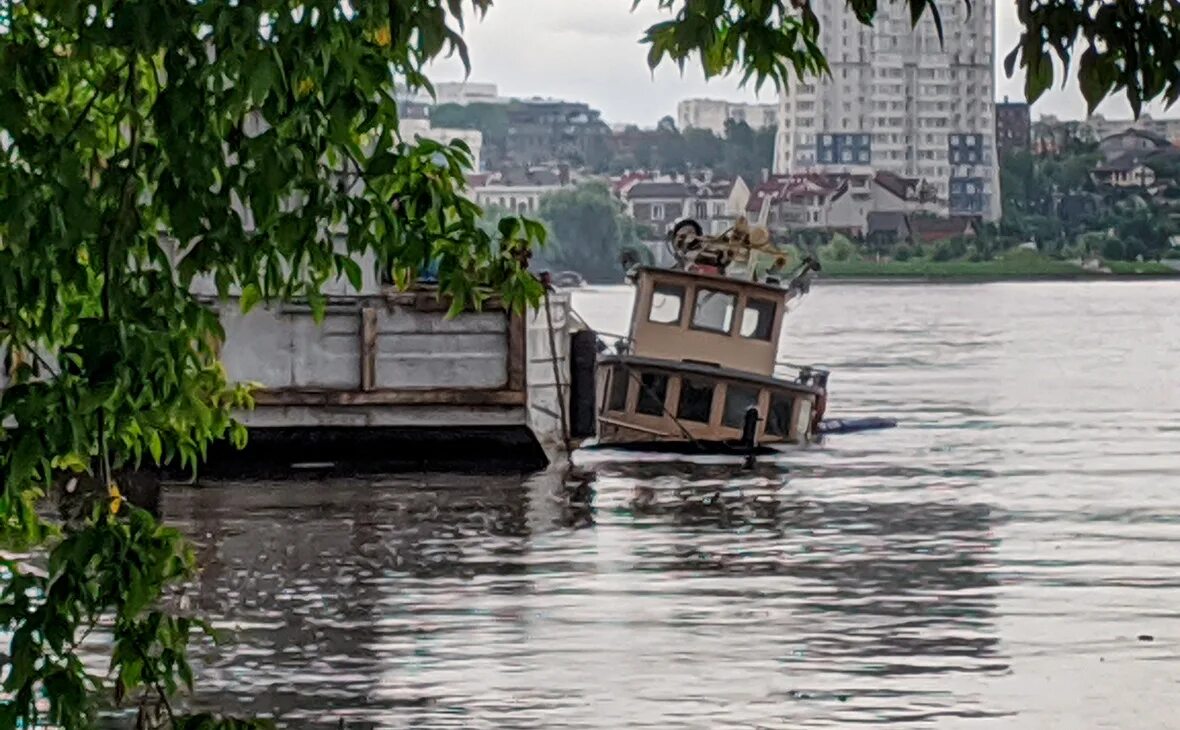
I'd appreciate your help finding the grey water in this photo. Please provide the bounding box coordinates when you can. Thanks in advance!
[158,282,1180,728]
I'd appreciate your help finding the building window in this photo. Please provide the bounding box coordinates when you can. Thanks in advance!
[677,378,714,423]
[651,203,665,219]
[691,288,736,333]
[723,385,761,429]
[648,284,685,325]
[740,298,777,340]
[635,373,669,416]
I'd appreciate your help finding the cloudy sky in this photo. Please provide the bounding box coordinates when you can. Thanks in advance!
[426,0,1178,126]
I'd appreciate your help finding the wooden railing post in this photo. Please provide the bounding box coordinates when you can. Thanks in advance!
[359,306,377,392]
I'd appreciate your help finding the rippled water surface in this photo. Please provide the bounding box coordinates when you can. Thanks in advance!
[162,282,1180,728]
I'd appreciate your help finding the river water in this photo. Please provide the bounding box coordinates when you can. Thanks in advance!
[159,282,1180,728]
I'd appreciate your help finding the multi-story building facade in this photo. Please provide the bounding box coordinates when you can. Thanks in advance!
[773,0,1000,220]
[995,97,1031,157]
[1035,113,1180,152]
[500,98,612,167]
[677,99,779,135]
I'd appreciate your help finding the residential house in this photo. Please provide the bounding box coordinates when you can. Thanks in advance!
[1091,155,1158,189]
[746,174,864,234]
[746,170,944,236]
[685,178,751,234]
[468,166,572,214]
[624,181,691,233]
[1098,129,1172,162]
[909,215,979,243]
[623,176,750,235]
[865,211,913,249]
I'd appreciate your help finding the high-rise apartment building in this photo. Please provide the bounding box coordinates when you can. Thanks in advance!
[774,0,1000,219]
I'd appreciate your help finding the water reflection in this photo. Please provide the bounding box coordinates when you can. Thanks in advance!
[147,459,1012,728]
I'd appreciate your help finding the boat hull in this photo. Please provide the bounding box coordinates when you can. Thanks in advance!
[594,354,825,449]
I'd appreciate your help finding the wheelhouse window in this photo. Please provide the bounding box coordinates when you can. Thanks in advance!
[677,378,714,423]
[648,284,685,325]
[608,366,630,411]
[635,373,669,416]
[741,298,777,341]
[691,288,736,334]
[722,385,761,429]
[765,392,796,437]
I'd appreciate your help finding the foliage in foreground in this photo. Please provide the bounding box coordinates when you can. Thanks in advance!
[1,0,1175,727]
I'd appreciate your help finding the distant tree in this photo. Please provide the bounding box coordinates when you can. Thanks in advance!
[719,120,776,184]
[683,128,726,169]
[820,234,857,262]
[1107,206,1175,261]
[535,182,642,282]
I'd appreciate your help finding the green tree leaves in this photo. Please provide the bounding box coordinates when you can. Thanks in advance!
[532,182,643,283]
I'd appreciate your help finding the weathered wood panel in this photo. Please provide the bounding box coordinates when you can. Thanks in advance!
[372,306,508,389]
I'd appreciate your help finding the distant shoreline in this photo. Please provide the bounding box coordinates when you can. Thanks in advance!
[815,272,1180,284]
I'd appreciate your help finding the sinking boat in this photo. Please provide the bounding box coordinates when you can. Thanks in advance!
[591,217,836,453]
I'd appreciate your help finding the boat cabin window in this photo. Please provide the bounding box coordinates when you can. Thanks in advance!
[608,366,630,411]
[740,298,777,341]
[635,373,669,416]
[691,288,736,334]
[765,392,796,437]
[722,385,761,429]
[648,284,685,325]
[677,378,715,423]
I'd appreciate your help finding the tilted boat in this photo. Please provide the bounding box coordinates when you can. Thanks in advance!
[594,217,830,453]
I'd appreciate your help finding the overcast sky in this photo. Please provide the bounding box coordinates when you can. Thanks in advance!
[426,0,1179,127]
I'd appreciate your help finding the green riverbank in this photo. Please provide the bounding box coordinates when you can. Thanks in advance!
[815,251,1180,281]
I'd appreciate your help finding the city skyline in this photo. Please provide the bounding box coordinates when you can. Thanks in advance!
[424,0,1180,126]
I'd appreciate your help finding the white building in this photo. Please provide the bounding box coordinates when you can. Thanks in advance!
[433,82,504,106]
[677,99,779,136]
[773,0,1000,220]
[468,167,573,214]
[399,118,484,172]
[395,81,505,107]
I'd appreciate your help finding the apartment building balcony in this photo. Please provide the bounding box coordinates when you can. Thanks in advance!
[917,53,950,67]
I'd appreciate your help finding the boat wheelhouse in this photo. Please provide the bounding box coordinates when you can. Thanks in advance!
[595,220,829,450]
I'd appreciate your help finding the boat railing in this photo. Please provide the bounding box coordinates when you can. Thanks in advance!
[775,360,830,388]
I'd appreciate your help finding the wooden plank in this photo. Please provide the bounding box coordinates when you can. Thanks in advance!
[252,387,527,407]
[507,310,526,391]
[359,307,378,391]
[597,415,676,437]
